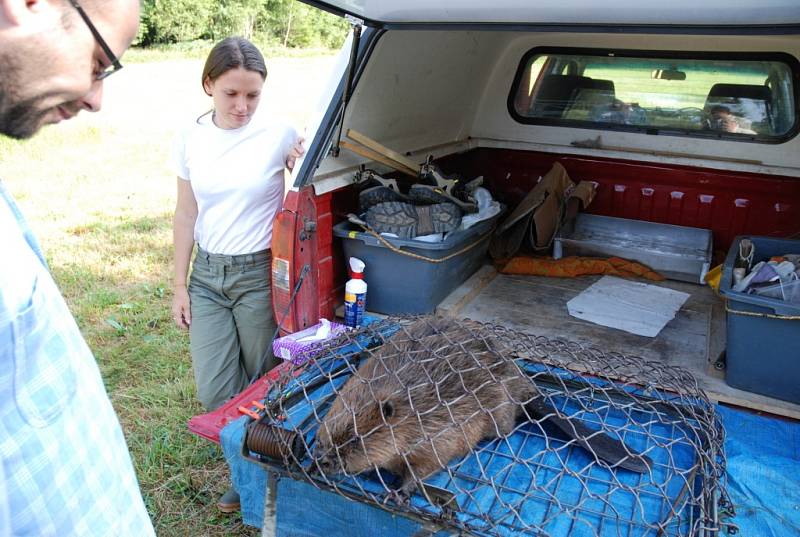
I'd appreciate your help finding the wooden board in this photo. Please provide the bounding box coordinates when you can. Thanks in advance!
[436,264,498,317]
[346,129,420,172]
[448,273,800,420]
[339,140,418,177]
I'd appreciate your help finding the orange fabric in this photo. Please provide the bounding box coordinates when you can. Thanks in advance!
[498,256,666,281]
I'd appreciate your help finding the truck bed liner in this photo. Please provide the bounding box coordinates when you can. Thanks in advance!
[437,265,800,420]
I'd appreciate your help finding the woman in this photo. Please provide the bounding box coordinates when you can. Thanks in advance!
[171,37,304,512]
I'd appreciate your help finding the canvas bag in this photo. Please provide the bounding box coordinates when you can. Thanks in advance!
[489,162,595,260]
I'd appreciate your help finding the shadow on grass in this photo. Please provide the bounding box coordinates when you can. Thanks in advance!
[50,214,178,387]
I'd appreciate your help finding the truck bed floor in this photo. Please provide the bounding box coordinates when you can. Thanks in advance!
[437,265,800,419]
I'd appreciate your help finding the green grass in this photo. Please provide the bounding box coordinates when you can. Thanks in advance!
[583,61,769,108]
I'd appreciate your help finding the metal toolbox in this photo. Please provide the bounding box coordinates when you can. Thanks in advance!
[553,214,713,283]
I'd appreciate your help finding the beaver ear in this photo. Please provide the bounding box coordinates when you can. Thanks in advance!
[380,400,394,420]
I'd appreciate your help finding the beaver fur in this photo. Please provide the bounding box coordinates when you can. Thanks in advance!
[313,317,650,498]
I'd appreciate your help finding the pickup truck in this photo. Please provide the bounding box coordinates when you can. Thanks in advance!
[194,1,800,535]
[273,0,800,413]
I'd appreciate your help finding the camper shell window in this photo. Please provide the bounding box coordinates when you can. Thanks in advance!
[509,48,800,143]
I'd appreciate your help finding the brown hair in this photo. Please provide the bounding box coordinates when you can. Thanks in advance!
[201,37,267,96]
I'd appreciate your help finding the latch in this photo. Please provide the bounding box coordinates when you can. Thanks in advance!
[299,219,317,241]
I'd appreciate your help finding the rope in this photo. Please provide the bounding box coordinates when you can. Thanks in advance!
[725,302,800,321]
[347,214,494,264]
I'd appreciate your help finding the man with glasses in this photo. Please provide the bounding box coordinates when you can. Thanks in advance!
[0,0,155,534]
[0,0,132,139]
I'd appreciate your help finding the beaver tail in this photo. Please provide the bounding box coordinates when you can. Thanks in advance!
[524,398,652,474]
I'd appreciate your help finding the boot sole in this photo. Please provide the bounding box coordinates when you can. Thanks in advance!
[359,185,410,212]
[365,201,461,239]
[409,184,478,213]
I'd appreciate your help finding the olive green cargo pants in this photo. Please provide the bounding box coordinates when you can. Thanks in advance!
[188,247,278,411]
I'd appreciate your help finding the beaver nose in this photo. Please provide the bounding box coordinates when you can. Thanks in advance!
[311,454,335,475]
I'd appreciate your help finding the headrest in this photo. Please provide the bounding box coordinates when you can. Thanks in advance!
[532,75,615,118]
[705,83,771,106]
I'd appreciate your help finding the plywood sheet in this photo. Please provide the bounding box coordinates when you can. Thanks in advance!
[452,273,800,419]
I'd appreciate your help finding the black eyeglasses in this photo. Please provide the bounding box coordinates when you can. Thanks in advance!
[67,0,123,80]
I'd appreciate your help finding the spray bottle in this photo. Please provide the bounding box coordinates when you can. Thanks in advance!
[344,257,367,329]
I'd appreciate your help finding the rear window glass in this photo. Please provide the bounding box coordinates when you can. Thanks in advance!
[509,49,799,142]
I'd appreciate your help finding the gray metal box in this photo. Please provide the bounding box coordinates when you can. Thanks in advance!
[553,214,713,284]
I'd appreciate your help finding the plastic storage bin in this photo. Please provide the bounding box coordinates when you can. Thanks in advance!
[719,235,800,404]
[333,214,502,315]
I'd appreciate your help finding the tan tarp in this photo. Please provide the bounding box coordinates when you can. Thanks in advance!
[489,162,596,260]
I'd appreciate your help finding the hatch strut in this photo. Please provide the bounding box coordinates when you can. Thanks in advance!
[330,15,363,157]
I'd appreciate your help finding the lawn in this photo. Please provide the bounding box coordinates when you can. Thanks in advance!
[0,47,337,536]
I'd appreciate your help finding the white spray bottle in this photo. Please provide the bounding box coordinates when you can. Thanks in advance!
[344,257,367,328]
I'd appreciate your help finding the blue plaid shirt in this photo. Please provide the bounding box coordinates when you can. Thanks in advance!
[0,182,155,536]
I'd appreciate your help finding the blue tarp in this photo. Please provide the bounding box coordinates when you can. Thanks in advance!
[220,416,266,527]
[222,403,800,535]
[717,405,800,536]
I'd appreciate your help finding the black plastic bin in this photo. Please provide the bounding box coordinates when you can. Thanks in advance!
[333,213,501,315]
[719,235,800,404]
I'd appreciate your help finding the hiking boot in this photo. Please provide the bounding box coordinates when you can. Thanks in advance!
[217,487,240,513]
[408,183,478,213]
[359,184,410,212]
[365,201,462,239]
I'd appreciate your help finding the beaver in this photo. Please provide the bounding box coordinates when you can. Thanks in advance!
[312,317,650,499]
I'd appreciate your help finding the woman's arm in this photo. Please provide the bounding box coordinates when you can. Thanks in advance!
[172,178,198,329]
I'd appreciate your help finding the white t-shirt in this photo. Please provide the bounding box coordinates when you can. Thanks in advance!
[172,110,298,255]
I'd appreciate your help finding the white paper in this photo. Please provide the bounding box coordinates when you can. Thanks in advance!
[567,276,690,338]
[296,318,331,343]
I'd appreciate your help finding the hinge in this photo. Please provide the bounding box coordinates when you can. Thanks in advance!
[344,14,364,27]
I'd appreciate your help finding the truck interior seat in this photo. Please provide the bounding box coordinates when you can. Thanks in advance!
[530,74,617,119]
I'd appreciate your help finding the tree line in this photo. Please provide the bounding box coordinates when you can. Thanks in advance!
[138,0,350,49]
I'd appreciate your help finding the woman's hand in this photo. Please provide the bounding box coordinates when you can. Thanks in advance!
[172,285,191,329]
[286,136,306,171]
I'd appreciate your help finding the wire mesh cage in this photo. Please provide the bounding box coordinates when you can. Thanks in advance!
[243,316,734,537]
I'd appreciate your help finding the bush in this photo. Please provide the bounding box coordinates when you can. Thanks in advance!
[138,0,214,45]
[137,0,349,49]
[208,0,263,40]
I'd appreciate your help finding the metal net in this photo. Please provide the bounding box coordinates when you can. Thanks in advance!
[243,316,734,536]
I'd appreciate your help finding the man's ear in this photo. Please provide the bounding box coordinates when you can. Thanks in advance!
[0,0,59,29]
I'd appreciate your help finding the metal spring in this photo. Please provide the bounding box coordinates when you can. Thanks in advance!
[246,421,306,463]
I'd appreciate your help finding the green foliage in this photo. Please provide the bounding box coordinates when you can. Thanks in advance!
[139,0,215,44]
[137,0,349,49]
[208,0,264,40]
